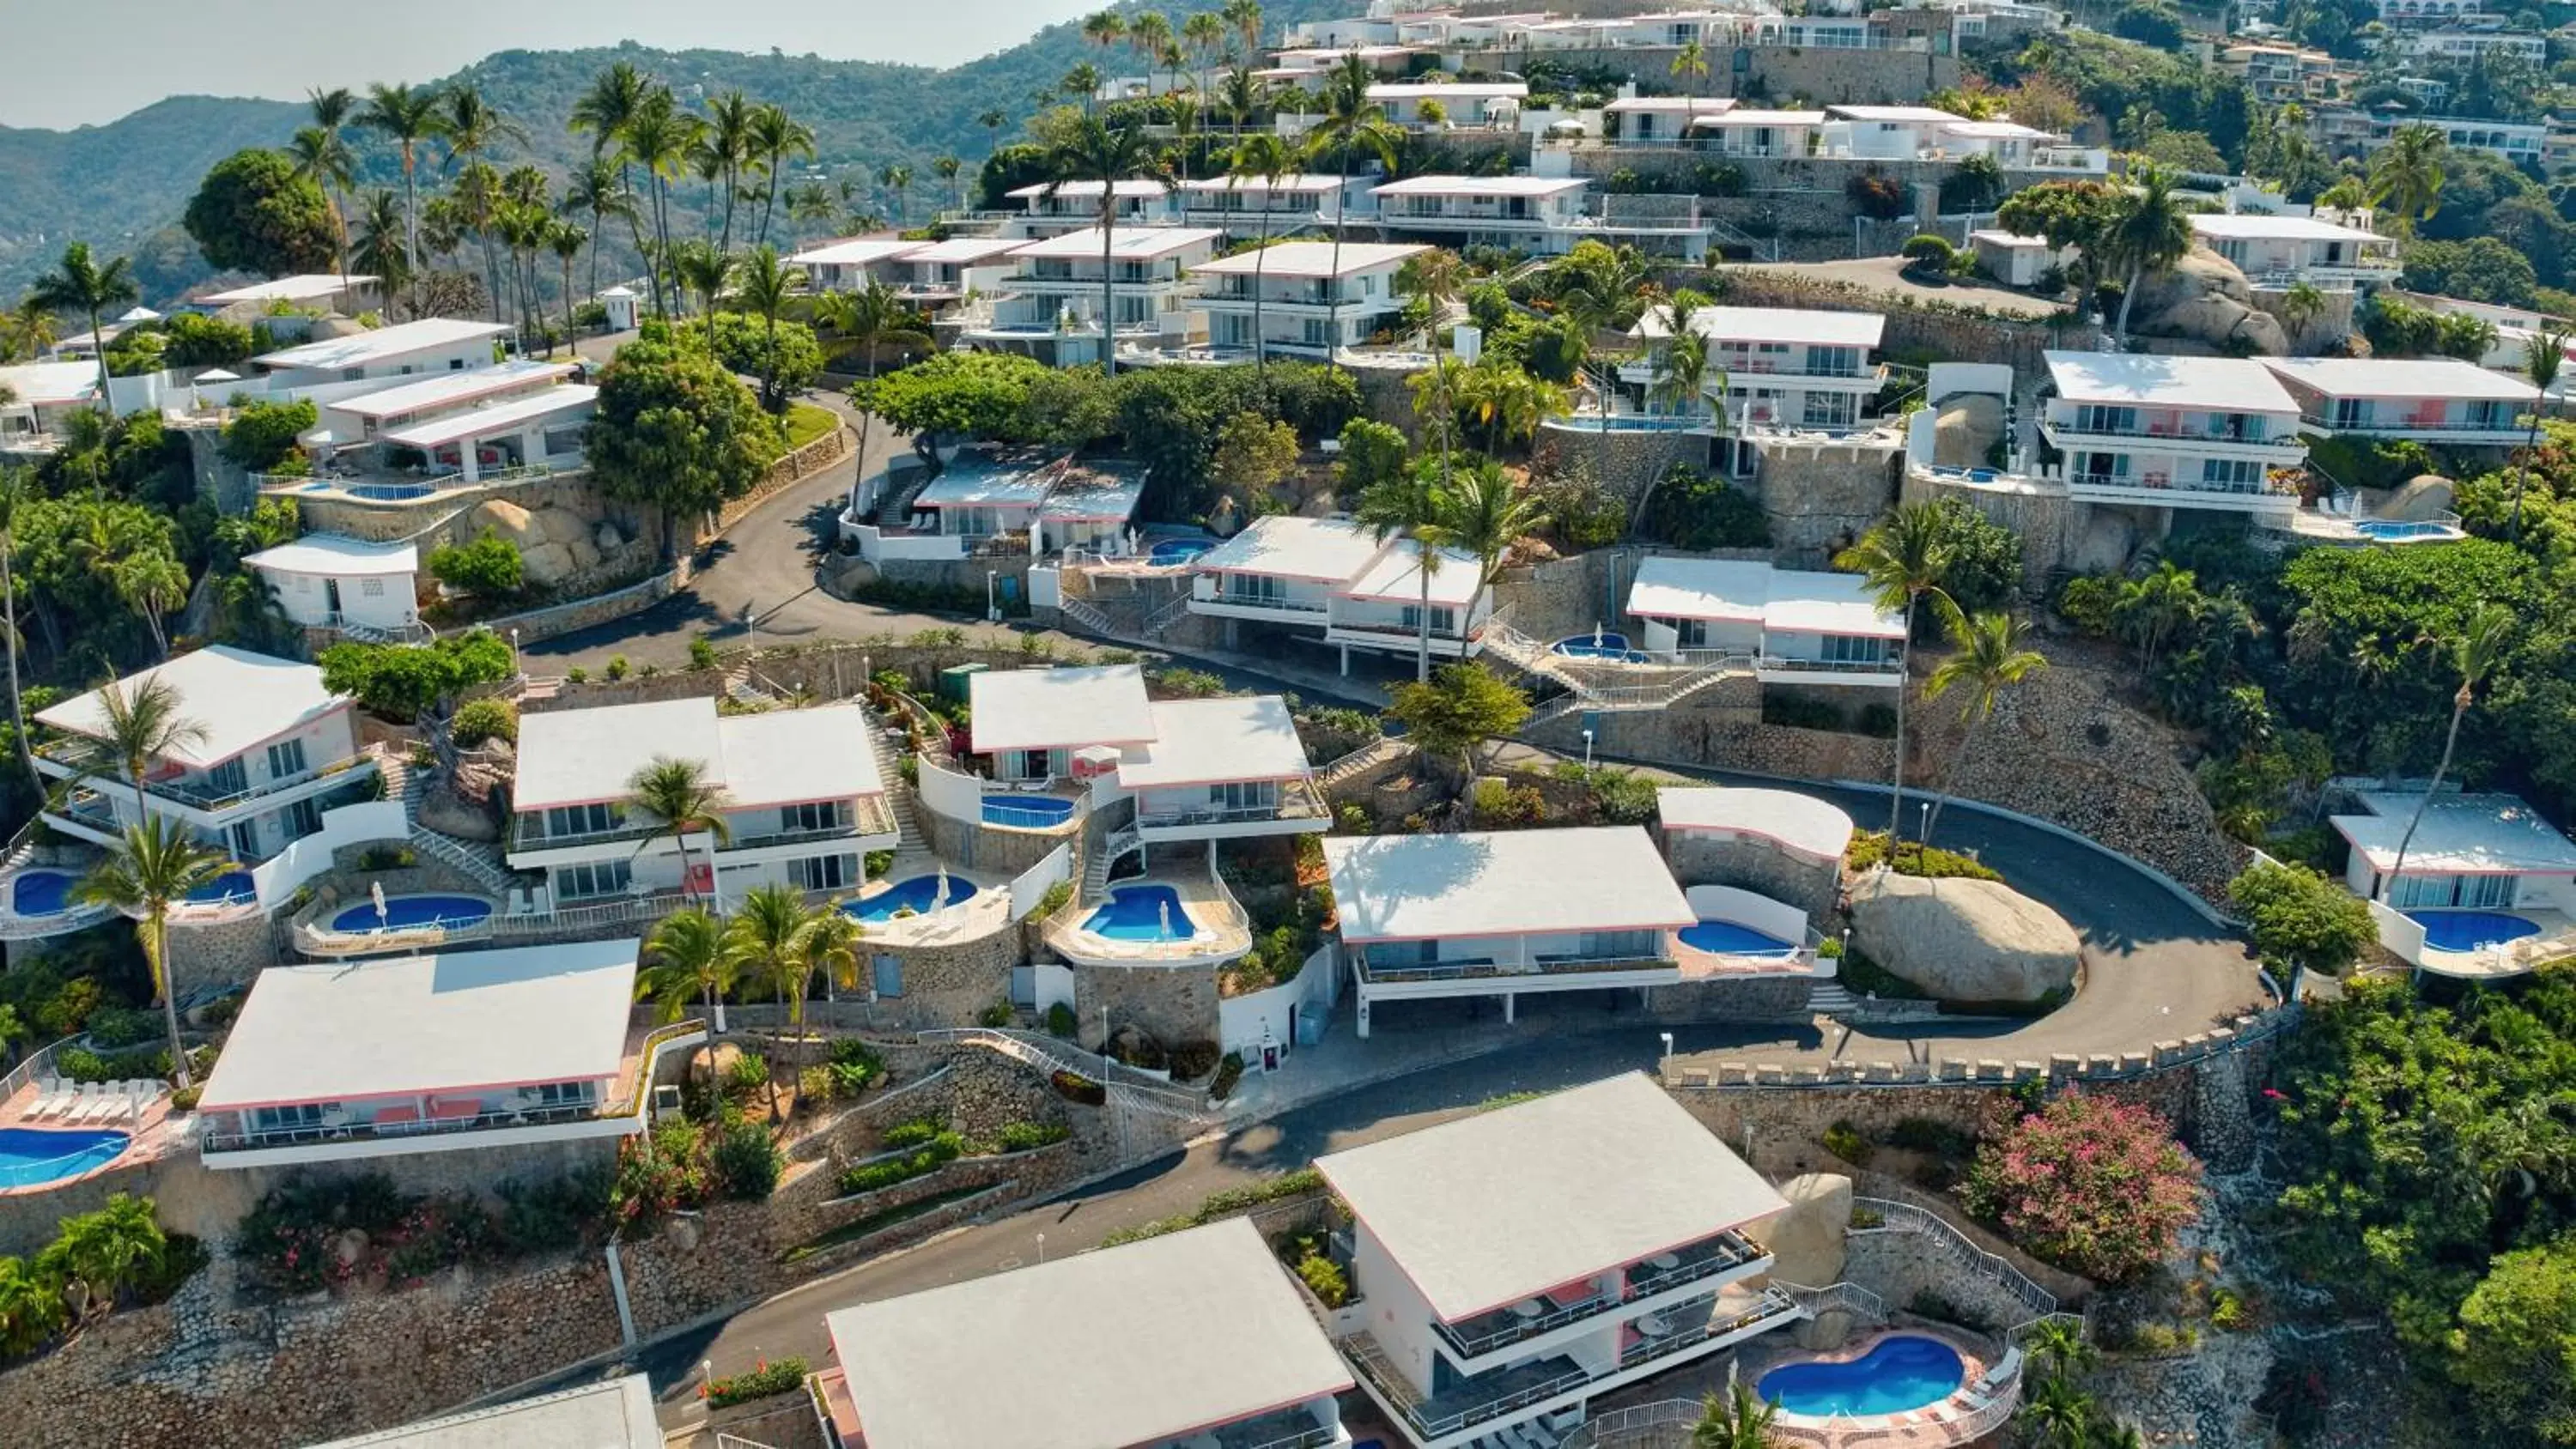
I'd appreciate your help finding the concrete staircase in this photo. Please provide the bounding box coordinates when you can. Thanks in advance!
[1484,611,1753,729]
[1082,826,1143,900]
[866,719,924,852]
[409,824,521,898]
[1808,981,1858,1016]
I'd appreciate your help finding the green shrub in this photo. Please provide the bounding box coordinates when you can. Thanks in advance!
[1850,1204,1886,1228]
[426,529,524,600]
[1887,1117,1978,1158]
[1845,830,2002,881]
[38,978,106,1038]
[1100,1168,1326,1246]
[1297,1253,1350,1307]
[838,1131,967,1195]
[705,1356,810,1407]
[721,1051,770,1102]
[690,635,720,670]
[82,1006,161,1050]
[1045,1002,1078,1038]
[604,655,630,682]
[1052,1070,1106,1106]
[1639,463,1769,550]
[450,697,518,748]
[976,999,1015,1028]
[1211,1052,1245,1100]
[992,1120,1070,1152]
[1761,694,1845,731]
[1822,1120,1875,1167]
[879,1116,949,1150]
[1168,1040,1222,1081]
[709,1120,782,1200]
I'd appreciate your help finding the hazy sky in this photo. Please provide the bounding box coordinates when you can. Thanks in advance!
[4,0,1107,129]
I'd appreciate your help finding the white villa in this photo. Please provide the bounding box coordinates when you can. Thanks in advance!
[246,318,510,389]
[1322,827,1696,1035]
[2331,790,2576,976]
[193,939,690,1168]
[964,227,1225,367]
[1003,179,1182,235]
[0,361,102,448]
[884,236,1025,311]
[1603,94,1741,143]
[969,664,1159,785]
[1115,694,1328,847]
[35,646,378,867]
[311,1377,661,1448]
[2187,213,2399,290]
[812,1218,1354,1449]
[854,452,1146,561]
[1315,1073,1800,1448]
[1676,109,1827,159]
[241,535,422,639]
[1624,558,1907,688]
[2259,356,2537,446]
[1188,515,1493,674]
[2039,351,2307,518]
[1187,241,1427,359]
[1371,175,1710,260]
[304,359,595,483]
[192,273,382,318]
[1970,229,2074,288]
[1366,80,1529,129]
[788,238,933,293]
[507,700,900,907]
[1177,173,1376,231]
[1624,305,1886,459]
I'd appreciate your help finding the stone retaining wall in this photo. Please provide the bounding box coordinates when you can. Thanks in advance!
[1640,973,1815,1022]
[708,424,853,537]
[482,569,680,646]
[166,912,281,999]
[1712,270,2093,372]
[1074,961,1222,1057]
[1667,832,1841,921]
[1534,421,1712,502]
[1526,704,1894,780]
[871,923,1021,1031]
[1747,433,1903,564]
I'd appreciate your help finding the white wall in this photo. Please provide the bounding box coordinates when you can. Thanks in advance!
[251,798,410,909]
[1219,943,1344,1057]
[263,567,418,629]
[841,519,968,562]
[916,756,987,828]
[1009,843,1073,919]
[1682,884,1808,943]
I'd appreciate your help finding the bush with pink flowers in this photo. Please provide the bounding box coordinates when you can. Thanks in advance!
[1962,1093,2205,1282]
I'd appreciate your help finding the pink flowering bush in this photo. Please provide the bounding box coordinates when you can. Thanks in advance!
[1962,1094,2204,1282]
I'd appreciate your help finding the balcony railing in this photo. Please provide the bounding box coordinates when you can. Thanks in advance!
[1353,949,1674,984]
[2045,421,2298,448]
[1345,1333,1592,1444]
[39,740,380,815]
[1206,1410,1340,1449]
[1136,781,1327,832]
[2069,472,2298,499]
[1758,654,1904,676]
[1615,1286,1802,1370]
[2303,412,2523,434]
[202,1097,603,1155]
[511,814,672,852]
[1431,1229,1766,1359]
[1198,587,1328,615]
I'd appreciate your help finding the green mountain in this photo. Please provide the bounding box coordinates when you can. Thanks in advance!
[0,3,1350,303]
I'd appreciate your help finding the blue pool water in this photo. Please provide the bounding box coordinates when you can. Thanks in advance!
[1680,919,1798,956]
[329,894,495,933]
[2355,519,2453,542]
[843,875,979,923]
[1552,632,1651,664]
[349,483,432,501]
[2406,909,2541,953]
[0,1127,130,1190]
[10,870,77,918]
[1149,537,1215,567]
[1759,1336,1966,1417]
[984,794,1077,828]
[1083,883,1194,942]
[185,871,256,906]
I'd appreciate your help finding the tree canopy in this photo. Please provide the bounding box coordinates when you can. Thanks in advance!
[586,327,784,533]
[181,149,340,279]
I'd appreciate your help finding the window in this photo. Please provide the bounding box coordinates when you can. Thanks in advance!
[284,797,323,840]
[779,800,846,835]
[253,1102,328,1133]
[1820,634,1888,665]
[2200,458,2265,488]
[2073,404,2138,433]
[531,1081,594,1106]
[2332,397,2374,428]
[1802,391,1860,428]
[1222,573,1285,606]
[204,758,249,798]
[555,858,634,901]
[544,802,623,840]
[229,822,261,858]
[788,853,857,890]
[267,738,307,780]
[361,578,386,597]
[1400,604,1459,635]
[1209,780,1276,814]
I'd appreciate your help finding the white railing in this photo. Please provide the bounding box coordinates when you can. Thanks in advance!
[0,1038,73,1117]
[917,1027,1211,1121]
[1777,1278,1889,1325]
[1850,1197,2057,1319]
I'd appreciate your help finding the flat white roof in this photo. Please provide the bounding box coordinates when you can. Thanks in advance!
[1971,229,2056,249]
[1828,104,1966,123]
[1036,463,1146,524]
[37,646,343,768]
[1692,109,1826,126]
[243,535,419,579]
[1765,570,1907,639]
[913,456,1055,509]
[1658,786,1856,859]
[1606,95,1740,113]
[1194,241,1428,279]
[786,238,927,266]
[2044,350,2300,415]
[1340,537,1484,607]
[1315,1073,1789,1321]
[1006,179,1174,199]
[309,1376,659,1449]
[197,273,376,306]
[1321,827,1694,943]
[2189,212,2387,243]
[969,664,1157,755]
[824,1218,1351,1449]
[379,385,598,450]
[899,236,1028,264]
[1627,557,1904,637]
[252,318,511,372]
[1180,173,1347,195]
[197,940,639,1113]
[1368,81,1530,98]
[716,703,884,810]
[1007,226,1224,261]
[327,361,577,420]
[2260,355,2539,402]
[1373,174,1588,199]
[1194,515,1386,583]
[1634,303,1886,349]
[2332,791,2576,875]
[513,697,722,810]
[1117,695,1309,789]
[1941,119,2055,139]
[0,361,97,406]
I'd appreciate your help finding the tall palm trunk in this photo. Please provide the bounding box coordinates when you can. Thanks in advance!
[1329,147,1352,363]
[1414,561,1432,683]
[153,915,191,1089]
[1,546,32,797]
[2511,412,2541,543]
[561,252,580,360]
[2382,691,2470,900]
[1922,711,1982,846]
[1252,204,1273,373]
[2115,260,2143,342]
[1886,591,1918,847]
[1099,197,1119,377]
[401,148,422,312]
[84,304,110,419]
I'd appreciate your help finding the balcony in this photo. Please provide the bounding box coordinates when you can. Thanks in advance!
[2064,471,2300,513]
[510,813,674,853]
[1352,948,1674,985]
[2040,418,2305,460]
[725,797,902,852]
[1136,779,1328,834]
[1204,1408,1341,1449]
[36,739,381,818]
[202,1096,605,1155]
[1192,582,1330,616]
[1430,1229,1767,1360]
[2303,410,2524,442]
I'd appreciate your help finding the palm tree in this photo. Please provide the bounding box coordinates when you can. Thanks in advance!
[46,1192,167,1314]
[701,90,758,250]
[1131,11,1176,91]
[1355,467,1455,683]
[1312,56,1404,359]
[620,88,698,318]
[112,553,186,660]
[2380,603,2513,901]
[1184,11,1228,121]
[732,246,797,412]
[5,298,60,363]
[2369,123,2448,238]
[1220,65,1268,136]
[2019,1374,2094,1449]
[1689,1380,1780,1448]
[358,83,447,310]
[570,62,658,307]
[2114,559,2200,670]
[440,86,530,325]
[978,107,1012,159]
[2278,279,2327,350]
[548,220,589,355]
[2510,329,2567,543]
[286,114,357,293]
[1063,62,1107,117]
[878,164,916,227]
[1402,249,1467,487]
[726,882,819,1118]
[933,155,966,215]
[1227,132,1301,372]
[74,816,230,1090]
[803,906,864,1006]
[0,470,34,797]
[1834,504,1956,848]
[351,189,415,300]
[1637,298,1725,534]
[28,243,137,412]
[637,906,735,1048]
[1671,39,1710,98]
[2021,1316,2095,1380]
[1554,258,1647,488]
[671,240,734,353]
[562,157,630,305]
[814,280,931,472]
[1443,461,1548,609]
[1044,116,1159,377]
[88,674,209,827]
[2105,164,2190,343]
[747,104,816,248]
[1920,604,2047,844]
[628,755,732,905]
[1082,8,1128,64]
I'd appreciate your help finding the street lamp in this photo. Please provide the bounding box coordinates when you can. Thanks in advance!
[1037,1232,1048,1264]
[1581,728,1595,768]
[742,602,757,656]
[1918,798,1930,844]
[507,627,520,677]
[1659,1031,1674,1066]
[986,570,1001,623]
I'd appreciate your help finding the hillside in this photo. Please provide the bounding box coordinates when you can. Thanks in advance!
[0,2,1349,303]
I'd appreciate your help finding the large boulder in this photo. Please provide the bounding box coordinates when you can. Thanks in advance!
[472,498,539,548]
[1847,872,2081,1005]
[2362,474,2456,522]
[1769,1172,1856,1349]
[1931,394,2002,468]
[2125,249,2289,355]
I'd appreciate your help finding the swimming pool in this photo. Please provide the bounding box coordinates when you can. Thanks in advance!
[0,1127,130,1191]
[2354,519,2458,542]
[1148,537,1215,567]
[2407,909,2542,954]
[10,869,78,918]
[1552,632,1651,664]
[843,875,979,923]
[1680,919,1799,956]
[348,482,433,501]
[328,894,495,933]
[185,871,257,906]
[1082,883,1196,942]
[1759,1335,1966,1417]
[984,794,1077,828]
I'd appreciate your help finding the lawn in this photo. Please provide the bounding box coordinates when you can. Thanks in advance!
[781,401,840,452]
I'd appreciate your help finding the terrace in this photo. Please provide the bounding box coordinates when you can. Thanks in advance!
[1430,1228,1768,1359]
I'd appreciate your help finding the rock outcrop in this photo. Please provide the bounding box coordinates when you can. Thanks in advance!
[1931,394,2002,468]
[2361,474,2456,521]
[2125,250,2289,355]
[1769,1172,1856,1349]
[1848,872,2081,1004]
[472,497,603,588]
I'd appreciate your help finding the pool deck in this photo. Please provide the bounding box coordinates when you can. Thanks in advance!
[2399,907,2576,981]
[1597,1323,2004,1447]
[1045,863,1252,967]
[843,854,1014,948]
[0,1080,181,1196]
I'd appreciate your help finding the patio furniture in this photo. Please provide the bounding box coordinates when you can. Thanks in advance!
[27,1080,71,1119]
[1646,1252,1681,1270]
[1509,1299,1543,1319]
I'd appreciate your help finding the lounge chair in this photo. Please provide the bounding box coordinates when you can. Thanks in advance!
[60,1084,100,1122]
[27,1079,72,1119]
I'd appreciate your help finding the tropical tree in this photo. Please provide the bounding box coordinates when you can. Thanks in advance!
[671,240,734,351]
[1042,116,1159,378]
[1354,465,1455,683]
[628,755,732,904]
[878,163,915,227]
[4,297,61,363]
[28,243,139,411]
[1312,55,1404,352]
[1063,62,1107,116]
[2018,1372,2096,1449]
[1400,248,1467,485]
[620,88,700,318]
[2277,279,2327,349]
[731,245,799,412]
[569,61,658,307]
[1443,460,1547,608]
[2379,603,2513,900]
[42,1193,167,1313]
[562,156,632,304]
[74,815,231,1090]
[803,906,865,1005]
[1833,504,1956,846]
[1920,604,2048,844]
[0,470,35,795]
[2104,164,2190,342]
[637,906,735,1046]
[2022,1316,2096,1382]
[357,82,447,308]
[699,90,758,249]
[1671,39,1711,97]
[1226,132,1303,372]
[814,280,932,470]
[112,551,187,660]
[978,107,1012,158]
[0,1253,65,1355]
[726,882,822,1118]
[2369,123,2448,238]
[1689,1379,1781,1448]
[1082,8,1128,63]
[1184,11,1228,118]
[549,219,590,354]
[88,674,209,825]
[933,155,966,214]
[1637,298,1724,534]
[747,104,817,247]
[287,98,359,289]
[1131,11,1176,90]
[440,85,531,324]
[1458,361,1564,452]
[351,189,414,300]
[2510,328,2567,542]
[1384,661,1530,791]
